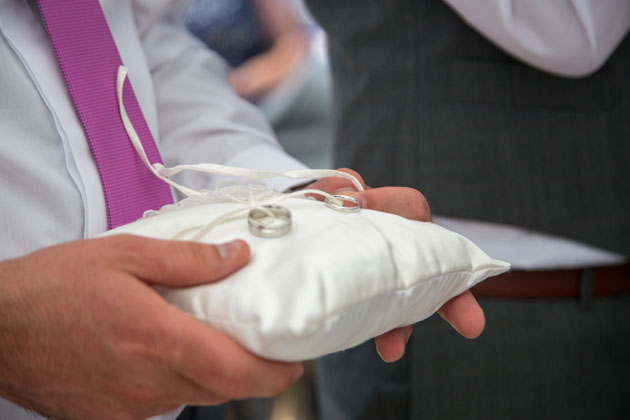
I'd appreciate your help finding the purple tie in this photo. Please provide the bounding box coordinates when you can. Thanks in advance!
[37,0,174,229]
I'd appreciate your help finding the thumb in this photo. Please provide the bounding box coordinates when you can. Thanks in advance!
[100,235,250,287]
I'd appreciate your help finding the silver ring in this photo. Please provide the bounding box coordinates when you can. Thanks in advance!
[248,205,292,238]
[324,195,361,213]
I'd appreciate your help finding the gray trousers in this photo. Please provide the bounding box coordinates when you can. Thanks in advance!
[316,297,630,420]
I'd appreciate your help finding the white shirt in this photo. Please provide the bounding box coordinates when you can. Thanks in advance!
[0,0,306,418]
[444,0,630,77]
[436,0,629,268]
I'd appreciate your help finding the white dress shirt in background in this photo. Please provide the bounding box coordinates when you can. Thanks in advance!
[443,0,630,77]
[436,0,629,268]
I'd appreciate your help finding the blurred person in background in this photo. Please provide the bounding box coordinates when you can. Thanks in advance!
[183,0,333,169]
[305,0,630,419]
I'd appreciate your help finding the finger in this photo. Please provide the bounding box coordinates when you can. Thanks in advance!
[306,168,368,196]
[97,235,250,287]
[338,187,432,222]
[437,290,485,339]
[121,366,229,414]
[134,377,230,420]
[152,372,230,407]
[374,326,413,363]
[164,309,303,400]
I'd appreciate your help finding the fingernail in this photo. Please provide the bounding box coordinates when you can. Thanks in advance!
[355,193,367,209]
[375,344,385,362]
[216,240,242,260]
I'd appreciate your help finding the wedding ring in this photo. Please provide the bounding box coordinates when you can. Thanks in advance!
[248,205,292,238]
[324,195,361,213]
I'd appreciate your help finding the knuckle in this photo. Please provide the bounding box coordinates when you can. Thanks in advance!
[158,241,212,279]
[119,384,164,410]
[174,241,211,267]
[270,370,296,395]
[337,168,365,187]
[104,233,139,249]
[104,233,143,258]
[222,366,252,400]
[107,376,162,407]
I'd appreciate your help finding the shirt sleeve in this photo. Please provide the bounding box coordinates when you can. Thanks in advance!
[131,0,309,192]
[442,0,630,77]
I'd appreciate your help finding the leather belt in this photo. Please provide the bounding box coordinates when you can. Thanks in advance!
[472,263,630,304]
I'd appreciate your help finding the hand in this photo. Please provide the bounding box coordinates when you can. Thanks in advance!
[307,169,486,362]
[229,0,307,99]
[0,235,303,420]
[229,30,306,99]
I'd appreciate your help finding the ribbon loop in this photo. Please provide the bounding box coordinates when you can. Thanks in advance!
[116,66,363,238]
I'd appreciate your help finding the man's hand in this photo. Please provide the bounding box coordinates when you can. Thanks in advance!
[0,235,303,420]
[307,169,486,362]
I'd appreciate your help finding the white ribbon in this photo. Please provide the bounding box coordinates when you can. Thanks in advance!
[117,66,364,195]
[116,66,364,237]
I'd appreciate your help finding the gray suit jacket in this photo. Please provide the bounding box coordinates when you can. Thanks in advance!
[307,0,630,255]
